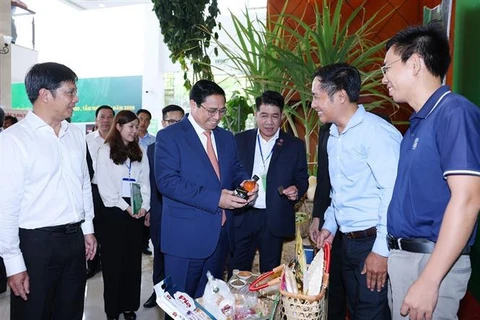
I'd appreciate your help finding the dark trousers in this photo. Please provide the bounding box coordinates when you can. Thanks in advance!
[99,205,144,318]
[143,225,150,250]
[230,208,283,274]
[0,257,6,293]
[10,228,86,320]
[164,226,229,299]
[87,184,103,273]
[342,235,390,320]
[327,232,346,320]
[150,218,164,285]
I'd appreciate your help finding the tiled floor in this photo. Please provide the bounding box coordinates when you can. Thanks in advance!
[0,253,165,320]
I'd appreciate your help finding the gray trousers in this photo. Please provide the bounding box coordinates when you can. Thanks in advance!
[388,250,471,320]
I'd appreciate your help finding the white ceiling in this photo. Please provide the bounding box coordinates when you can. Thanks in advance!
[60,0,152,10]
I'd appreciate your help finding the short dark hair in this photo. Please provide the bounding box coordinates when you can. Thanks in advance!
[4,115,18,124]
[255,90,284,111]
[0,108,4,127]
[189,80,226,107]
[162,104,184,119]
[312,63,361,102]
[105,110,143,165]
[95,105,114,118]
[386,22,450,80]
[136,109,152,119]
[25,62,78,104]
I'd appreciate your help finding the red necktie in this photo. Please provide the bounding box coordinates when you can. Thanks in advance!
[203,131,226,226]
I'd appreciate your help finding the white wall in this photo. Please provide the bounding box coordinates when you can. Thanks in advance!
[15,0,147,78]
[12,0,266,122]
[11,44,39,83]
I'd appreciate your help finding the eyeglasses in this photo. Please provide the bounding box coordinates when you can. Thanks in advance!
[199,104,227,116]
[381,58,402,76]
[164,119,180,125]
[52,88,78,98]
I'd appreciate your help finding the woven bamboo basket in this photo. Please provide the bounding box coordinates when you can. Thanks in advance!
[278,244,330,320]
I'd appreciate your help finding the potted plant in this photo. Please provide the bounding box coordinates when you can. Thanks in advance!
[205,0,397,171]
[152,0,220,89]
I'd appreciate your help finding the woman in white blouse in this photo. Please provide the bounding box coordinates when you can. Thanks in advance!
[95,110,150,320]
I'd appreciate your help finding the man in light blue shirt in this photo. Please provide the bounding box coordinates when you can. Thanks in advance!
[312,63,402,320]
[136,109,156,150]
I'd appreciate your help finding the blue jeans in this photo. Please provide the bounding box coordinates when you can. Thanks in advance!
[342,235,390,320]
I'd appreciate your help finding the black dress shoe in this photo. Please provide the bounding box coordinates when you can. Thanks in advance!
[123,311,137,320]
[106,316,118,320]
[142,247,152,255]
[143,292,157,308]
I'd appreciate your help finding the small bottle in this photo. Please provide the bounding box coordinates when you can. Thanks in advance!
[243,175,259,192]
[234,175,259,199]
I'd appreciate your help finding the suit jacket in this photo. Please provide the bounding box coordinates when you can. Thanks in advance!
[155,116,248,259]
[147,143,162,242]
[234,129,309,237]
[312,123,332,225]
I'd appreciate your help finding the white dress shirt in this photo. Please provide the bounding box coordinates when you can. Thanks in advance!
[86,130,105,179]
[252,129,280,209]
[188,114,219,156]
[0,111,95,276]
[94,143,151,212]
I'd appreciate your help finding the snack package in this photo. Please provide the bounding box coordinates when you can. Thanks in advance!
[154,277,214,320]
[203,271,235,320]
[306,247,324,296]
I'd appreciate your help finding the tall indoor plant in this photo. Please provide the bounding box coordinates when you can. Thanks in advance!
[152,0,220,89]
[206,0,396,169]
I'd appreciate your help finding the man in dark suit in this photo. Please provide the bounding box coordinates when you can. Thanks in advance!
[231,90,309,273]
[143,104,185,308]
[155,80,256,299]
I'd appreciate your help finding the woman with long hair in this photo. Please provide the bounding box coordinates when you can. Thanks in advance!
[95,110,150,320]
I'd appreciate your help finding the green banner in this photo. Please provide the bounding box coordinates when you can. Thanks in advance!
[11,76,143,123]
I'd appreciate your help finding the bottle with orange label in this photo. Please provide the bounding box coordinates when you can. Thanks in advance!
[234,175,259,199]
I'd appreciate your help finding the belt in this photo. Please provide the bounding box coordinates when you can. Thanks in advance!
[387,235,470,255]
[343,226,376,239]
[34,220,84,234]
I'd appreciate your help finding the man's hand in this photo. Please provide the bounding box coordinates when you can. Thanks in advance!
[361,252,387,292]
[240,180,259,204]
[309,217,320,244]
[400,278,439,320]
[144,212,151,227]
[282,185,299,201]
[219,189,248,210]
[316,229,334,248]
[84,233,97,261]
[8,271,30,300]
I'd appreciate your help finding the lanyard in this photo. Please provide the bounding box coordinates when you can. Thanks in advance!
[125,159,132,178]
[257,134,274,170]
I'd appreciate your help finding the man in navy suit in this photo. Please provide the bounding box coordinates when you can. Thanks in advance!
[155,80,256,299]
[143,105,185,308]
[231,90,309,273]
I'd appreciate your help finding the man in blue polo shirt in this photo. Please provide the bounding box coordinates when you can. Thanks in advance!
[383,23,480,320]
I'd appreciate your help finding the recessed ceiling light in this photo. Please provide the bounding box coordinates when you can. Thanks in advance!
[98,3,106,8]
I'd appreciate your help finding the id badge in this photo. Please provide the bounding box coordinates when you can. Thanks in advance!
[122,178,136,197]
[260,173,267,191]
